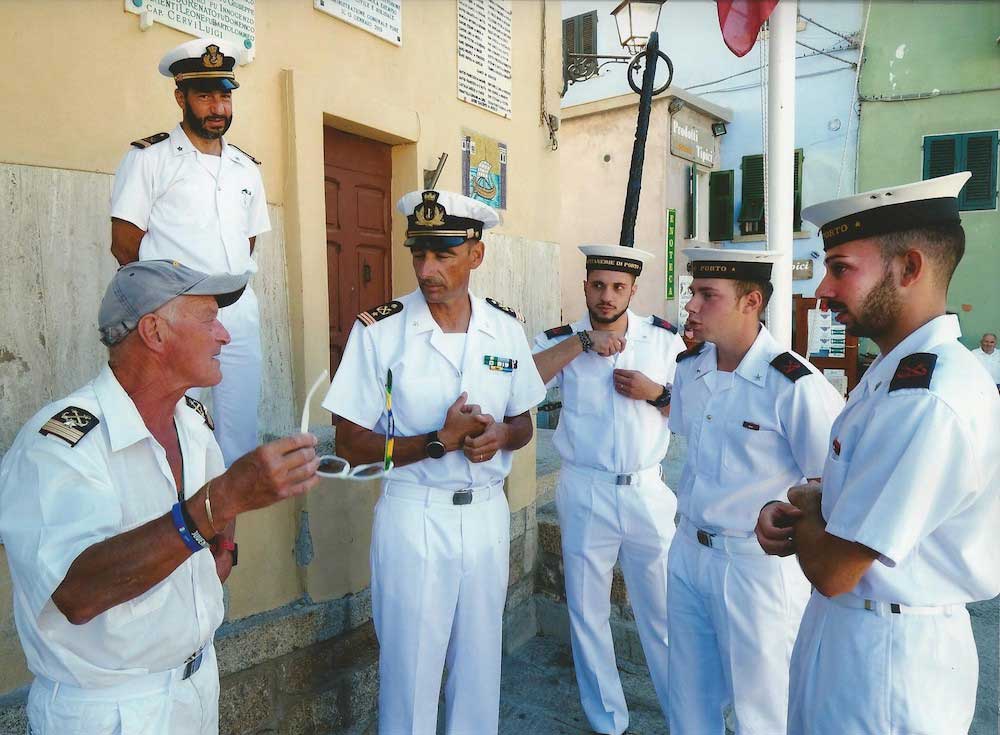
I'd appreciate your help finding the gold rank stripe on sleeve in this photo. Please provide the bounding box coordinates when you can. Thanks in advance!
[357,300,404,327]
[130,132,169,149]
[38,406,100,447]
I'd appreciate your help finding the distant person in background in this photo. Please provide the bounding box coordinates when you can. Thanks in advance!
[971,332,1000,388]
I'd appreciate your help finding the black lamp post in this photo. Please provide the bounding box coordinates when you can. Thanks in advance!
[563,0,674,249]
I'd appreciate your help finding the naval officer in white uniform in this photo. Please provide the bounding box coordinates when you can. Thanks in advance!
[532,244,684,734]
[669,248,843,735]
[757,172,1000,734]
[322,188,546,735]
[111,38,270,467]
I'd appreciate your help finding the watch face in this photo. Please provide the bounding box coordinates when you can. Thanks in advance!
[427,441,446,459]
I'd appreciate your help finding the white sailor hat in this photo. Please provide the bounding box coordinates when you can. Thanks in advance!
[802,172,971,251]
[683,246,782,281]
[396,189,500,249]
[578,244,655,277]
[158,37,241,91]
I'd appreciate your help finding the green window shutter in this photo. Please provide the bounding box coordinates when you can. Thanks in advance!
[961,131,998,211]
[739,154,765,235]
[709,170,735,241]
[579,10,597,54]
[923,135,958,179]
[686,166,698,238]
[793,148,804,231]
[563,11,597,78]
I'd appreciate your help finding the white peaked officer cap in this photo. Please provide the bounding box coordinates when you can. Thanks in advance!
[683,246,782,281]
[802,172,971,251]
[578,244,655,277]
[396,189,500,249]
[158,37,242,90]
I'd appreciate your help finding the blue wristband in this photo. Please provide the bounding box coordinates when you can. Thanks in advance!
[171,502,205,554]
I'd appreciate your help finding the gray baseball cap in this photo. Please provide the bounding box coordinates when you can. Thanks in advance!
[99,260,249,346]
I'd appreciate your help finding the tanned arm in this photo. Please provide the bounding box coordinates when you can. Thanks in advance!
[111,218,146,266]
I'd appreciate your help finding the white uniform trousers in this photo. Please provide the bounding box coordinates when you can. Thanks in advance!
[667,518,810,735]
[555,462,676,735]
[26,645,219,735]
[788,591,978,735]
[371,478,510,735]
[202,287,262,467]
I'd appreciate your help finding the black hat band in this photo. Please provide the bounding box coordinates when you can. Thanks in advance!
[821,197,961,250]
[689,261,773,281]
[585,256,643,276]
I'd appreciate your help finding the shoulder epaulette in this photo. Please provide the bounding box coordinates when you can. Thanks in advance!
[544,324,573,339]
[130,132,169,149]
[185,395,215,430]
[650,315,678,333]
[485,298,524,322]
[889,352,937,392]
[677,342,706,362]
[770,352,812,382]
[357,300,403,327]
[229,144,261,165]
[39,406,100,447]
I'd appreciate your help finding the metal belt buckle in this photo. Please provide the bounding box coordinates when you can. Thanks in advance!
[452,489,473,505]
[616,473,633,485]
[696,529,713,547]
[182,649,204,680]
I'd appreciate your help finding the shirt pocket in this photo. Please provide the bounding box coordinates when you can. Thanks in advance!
[102,580,172,628]
[722,419,786,476]
[566,364,612,418]
[470,361,516,418]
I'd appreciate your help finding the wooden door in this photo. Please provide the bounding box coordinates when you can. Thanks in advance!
[324,127,392,375]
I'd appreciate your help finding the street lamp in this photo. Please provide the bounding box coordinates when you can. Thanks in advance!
[561,1,674,248]
[563,0,673,95]
[612,0,665,54]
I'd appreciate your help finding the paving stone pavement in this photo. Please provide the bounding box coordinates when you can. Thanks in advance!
[497,634,667,735]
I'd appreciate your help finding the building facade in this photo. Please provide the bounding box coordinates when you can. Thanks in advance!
[856,0,999,351]
[0,1,562,729]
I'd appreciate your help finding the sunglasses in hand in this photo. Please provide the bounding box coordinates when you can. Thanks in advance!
[301,369,394,481]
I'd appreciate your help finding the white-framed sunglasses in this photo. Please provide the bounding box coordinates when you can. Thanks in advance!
[301,369,393,481]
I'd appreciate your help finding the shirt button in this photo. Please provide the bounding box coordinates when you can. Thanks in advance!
[706,414,712,421]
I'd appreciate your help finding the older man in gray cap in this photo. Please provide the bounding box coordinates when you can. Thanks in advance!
[0,260,320,735]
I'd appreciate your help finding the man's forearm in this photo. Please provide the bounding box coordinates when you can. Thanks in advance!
[794,513,878,597]
[532,336,583,385]
[53,510,196,624]
[502,412,533,451]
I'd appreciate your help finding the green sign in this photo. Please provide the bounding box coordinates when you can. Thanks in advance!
[666,208,676,299]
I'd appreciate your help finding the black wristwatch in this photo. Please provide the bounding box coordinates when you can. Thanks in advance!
[646,385,671,408]
[425,431,446,459]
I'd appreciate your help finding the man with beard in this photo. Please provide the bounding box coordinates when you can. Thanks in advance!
[756,172,1000,734]
[110,37,270,468]
[668,248,843,735]
[531,244,685,734]
[322,188,545,734]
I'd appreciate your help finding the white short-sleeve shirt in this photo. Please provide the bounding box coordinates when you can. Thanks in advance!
[669,326,844,533]
[970,347,1000,384]
[821,315,1000,605]
[0,366,226,688]
[322,289,546,490]
[111,124,271,276]
[532,310,686,473]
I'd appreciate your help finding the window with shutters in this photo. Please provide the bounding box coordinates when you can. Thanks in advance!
[563,11,598,75]
[923,131,998,211]
[709,170,734,241]
[737,149,804,236]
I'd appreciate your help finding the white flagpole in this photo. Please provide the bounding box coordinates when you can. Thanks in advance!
[766,0,797,349]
